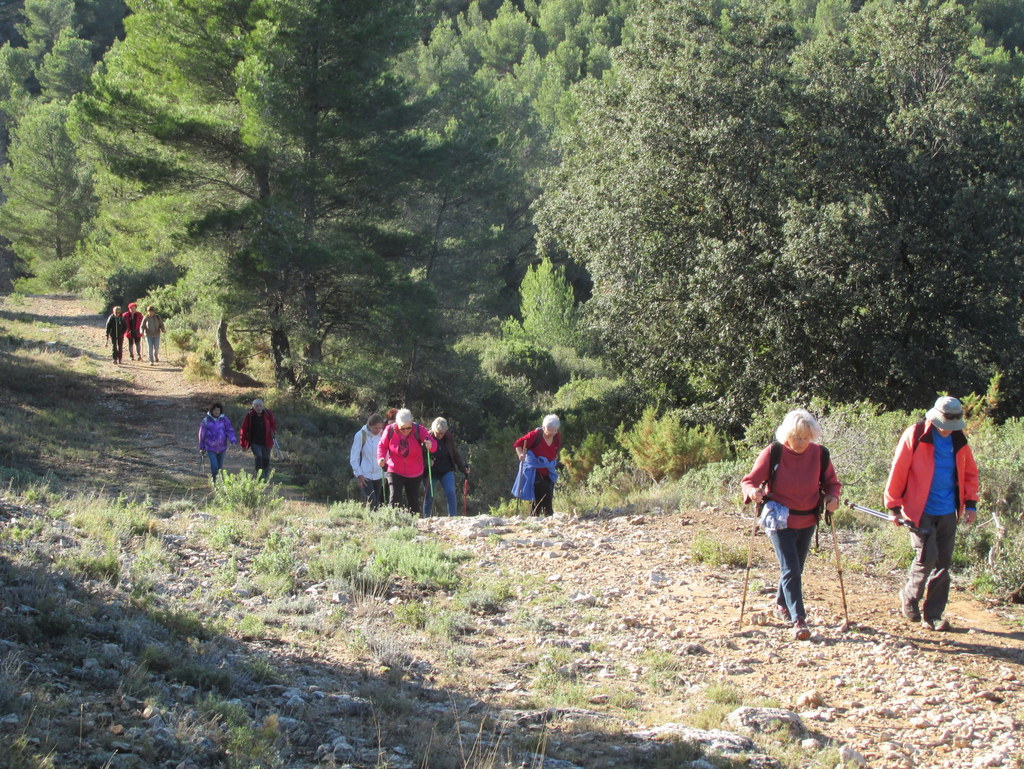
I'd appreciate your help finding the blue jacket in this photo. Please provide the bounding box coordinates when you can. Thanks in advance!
[511,452,559,500]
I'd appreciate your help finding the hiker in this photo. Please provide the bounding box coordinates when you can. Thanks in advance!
[140,306,165,365]
[512,414,562,516]
[350,414,385,509]
[376,408,436,513]
[122,302,144,362]
[423,417,470,517]
[885,396,979,632]
[741,409,841,640]
[198,402,237,483]
[104,305,125,364]
[239,398,278,481]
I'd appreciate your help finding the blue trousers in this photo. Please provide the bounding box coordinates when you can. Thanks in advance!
[768,526,815,622]
[207,450,226,481]
[423,471,458,516]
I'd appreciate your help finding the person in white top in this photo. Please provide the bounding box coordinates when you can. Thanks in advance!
[350,414,385,508]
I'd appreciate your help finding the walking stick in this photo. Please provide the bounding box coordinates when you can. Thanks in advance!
[423,431,434,516]
[827,509,850,629]
[738,486,764,626]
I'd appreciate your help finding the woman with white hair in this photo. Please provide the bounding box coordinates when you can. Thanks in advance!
[239,398,277,480]
[512,414,562,516]
[376,408,436,513]
[423,417,470,516]
[741,409,841,640]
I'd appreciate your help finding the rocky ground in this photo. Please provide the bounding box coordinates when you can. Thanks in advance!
[1,295,1022,769]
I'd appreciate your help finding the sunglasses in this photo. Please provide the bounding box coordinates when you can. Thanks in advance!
[397,425,413,432]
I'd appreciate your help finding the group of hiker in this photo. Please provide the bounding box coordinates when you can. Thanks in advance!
[187,341,971,638]
[104,303,165,365]
[742,396,979,639]
[350,408,560,518]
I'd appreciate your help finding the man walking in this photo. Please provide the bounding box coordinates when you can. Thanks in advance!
[884,396,979,631]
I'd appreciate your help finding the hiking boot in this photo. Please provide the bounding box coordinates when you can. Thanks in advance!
[793,618,810,640]
[773,604,791,624]
[922,617,951,632]
[901,594,921,622]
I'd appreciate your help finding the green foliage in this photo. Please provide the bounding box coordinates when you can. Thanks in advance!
[689,532,747,568]
[212,471,282,517]
[538,0,1024,428]
[617,408,730,483]
[561,432,610,484]
[371,536,468,589]
[481,334,561,393]
[510,256,578,347]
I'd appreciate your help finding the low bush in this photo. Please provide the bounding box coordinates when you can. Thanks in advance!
[690,532,747,568]
[618,408,730,483]
[212,471,282,517]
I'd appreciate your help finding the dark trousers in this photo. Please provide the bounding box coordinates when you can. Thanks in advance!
[386,472,421,513]
[903,513,957,620]
[358,478,383,510]
[109,335,123,362]
[126,334,142,359]
[251,444,271,480]
[768,526,815,622]
[532,473,554,516]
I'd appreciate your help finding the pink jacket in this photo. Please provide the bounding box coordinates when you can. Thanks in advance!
[377,423,437,478]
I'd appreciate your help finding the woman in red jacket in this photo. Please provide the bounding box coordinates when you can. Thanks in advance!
[885,396,979,631]
[239,398,277,481]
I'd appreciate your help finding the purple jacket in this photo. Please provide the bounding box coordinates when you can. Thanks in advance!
[198,414,237,453]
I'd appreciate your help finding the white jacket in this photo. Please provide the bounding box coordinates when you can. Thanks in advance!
[350,426,383,480]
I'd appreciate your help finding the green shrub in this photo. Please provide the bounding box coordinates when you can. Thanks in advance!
[690,532,747,568]
[213,471,282,516]
[371,538,468,589]
[618,407,730,482]
[671,458,749,511]
[253,532,297,577]
[561,432,610,484]
[481,337,561,393]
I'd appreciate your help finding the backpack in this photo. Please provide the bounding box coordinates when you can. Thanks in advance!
[767,440,831,521]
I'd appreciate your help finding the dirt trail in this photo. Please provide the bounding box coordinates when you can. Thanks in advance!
[21,294,255,493]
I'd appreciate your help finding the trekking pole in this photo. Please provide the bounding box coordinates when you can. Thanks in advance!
[738,486,764,626]
[827,509,850,629]
[843,500,931,537]
[423,429,433,515]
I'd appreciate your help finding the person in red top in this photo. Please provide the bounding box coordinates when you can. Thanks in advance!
[239,398,277,481]
[884,396,979,631]
[121,302,144,362]
[742,409,841,640]
[513,414,562,516]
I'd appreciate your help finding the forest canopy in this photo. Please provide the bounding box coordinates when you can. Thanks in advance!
[2,0,1024,435]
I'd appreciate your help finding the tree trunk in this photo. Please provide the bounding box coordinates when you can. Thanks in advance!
[217,318,261,387]
[270,305,297,388]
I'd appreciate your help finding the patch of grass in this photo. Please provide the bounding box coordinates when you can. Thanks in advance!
[238,614,267,640]
[240,656,282,684]
[393,601,429,630]
[686,702,733,731]
[308,541,363,582]
[208,518,247,548]
[58,547,120,584]
[704,682,743,705]
[425,609,473,641]
[455,580,514,614]
[371,536,469,589]
[690,532,747,568]
[147,607,218,641]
